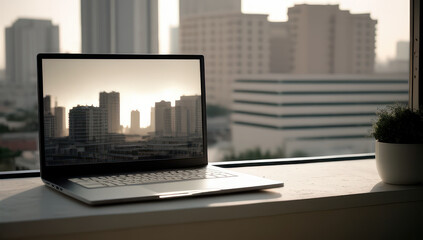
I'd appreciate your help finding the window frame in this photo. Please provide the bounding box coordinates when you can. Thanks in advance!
[411,0,423,109]
[0,0,420,179]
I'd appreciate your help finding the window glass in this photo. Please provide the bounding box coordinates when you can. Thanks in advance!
[0,0,410,171]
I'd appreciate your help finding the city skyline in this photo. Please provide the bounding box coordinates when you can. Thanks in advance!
[42,58,201,128]
[47,92,200,133]
[0,0,410,69]
[43,92,203,165]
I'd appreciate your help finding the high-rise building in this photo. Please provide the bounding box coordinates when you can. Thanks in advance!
[69,106,107,143]
[269,22,291,73]
[171,107,176,134]
[179,0,241,19]
[396,41,409,61]
[287,4,377,74]
[169,26,179,54]
[54,106,66,137]
[99,91,120,133]
[180,13,270,106]
[130,110,140,133]
[154,101,172,136]
[81,0,158,54]
[6,19,59,83]
[175,95,202,136]
[385,41,409,73]
[175,0,241,56]
[43,95,52,115]
[44,113,56,139]
[150,107,155,132]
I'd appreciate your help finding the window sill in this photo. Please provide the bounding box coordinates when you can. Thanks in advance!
[0,159,422,239]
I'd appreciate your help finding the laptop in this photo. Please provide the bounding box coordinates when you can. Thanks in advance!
[37,53,283,205]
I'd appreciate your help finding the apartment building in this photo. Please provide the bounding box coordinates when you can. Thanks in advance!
[287,4,377,74]
[180,13,270,106]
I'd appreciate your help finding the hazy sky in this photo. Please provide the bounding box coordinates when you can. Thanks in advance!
[0,0,410,69]
[43,58,201,128]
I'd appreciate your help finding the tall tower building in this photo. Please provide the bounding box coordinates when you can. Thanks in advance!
[150,107,155,131]
[386,41,409,73]
[43,95,52,115]
[269,22,291,73]
[154,101,172,136]
[81,0,158,54]
[396,41,409,61]
[175,95,201,136]
[130,110,140,133]
[54,106,66,137]
[180,13,270,106]
[169,26,179,54]
[287,4,377,74]
[69,106,107,143]
[6,19,59,83]
[44,113,56,139]
[174,0,241,54]
[99,91,120,133]
[43,95,55,138]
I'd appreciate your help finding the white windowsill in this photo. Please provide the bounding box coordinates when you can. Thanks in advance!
[0,159,422,239]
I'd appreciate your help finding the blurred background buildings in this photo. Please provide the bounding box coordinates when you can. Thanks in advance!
[0,0,410,170]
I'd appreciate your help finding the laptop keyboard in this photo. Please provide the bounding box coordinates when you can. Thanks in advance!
[69,168,236,189]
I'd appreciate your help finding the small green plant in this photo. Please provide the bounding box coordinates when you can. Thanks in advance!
[371,104,423,144]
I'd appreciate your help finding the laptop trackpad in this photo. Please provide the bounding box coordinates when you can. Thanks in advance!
[145,181,221,198]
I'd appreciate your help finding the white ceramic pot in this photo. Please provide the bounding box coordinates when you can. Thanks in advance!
[375,141,423,185]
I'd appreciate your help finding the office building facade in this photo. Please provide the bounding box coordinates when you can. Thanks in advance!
[44,113,56,139]
[69,106,108,143]
[154,101,172,136]
[173,0,241,54]
[4,19,58,110]
[131,110,140,133]
[43,95,52,115]
[150,107,155,132]
[81,0,158,54]
[99,91,120,133]
[231,74,408,157]
[169,26,179,54]
[54,106,66,137]
[269,22,291,73]
[180,13,270,106]
[6,19,59,84]
[175,95,201,136]
[287,4,377,74]
[385,41,409,73]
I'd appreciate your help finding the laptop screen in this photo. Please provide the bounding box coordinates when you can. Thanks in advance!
[40,56,204,166]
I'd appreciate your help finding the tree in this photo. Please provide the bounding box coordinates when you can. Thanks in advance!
[206,105,229,118]
[0,124,10,133]
[223,147,286,161]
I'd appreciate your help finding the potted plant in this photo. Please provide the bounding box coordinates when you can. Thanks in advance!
[371,104,423,185]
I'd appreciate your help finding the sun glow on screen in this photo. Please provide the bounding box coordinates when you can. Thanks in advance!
[43,58,202,131]
[121,88,188,128]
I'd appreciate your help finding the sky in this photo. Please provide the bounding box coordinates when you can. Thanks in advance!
[0,0,410,69]
[43,58,201,128]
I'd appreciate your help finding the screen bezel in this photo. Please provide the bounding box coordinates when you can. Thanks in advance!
[37,53,208,178]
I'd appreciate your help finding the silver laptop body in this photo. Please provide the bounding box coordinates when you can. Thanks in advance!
[37,54,283,205]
